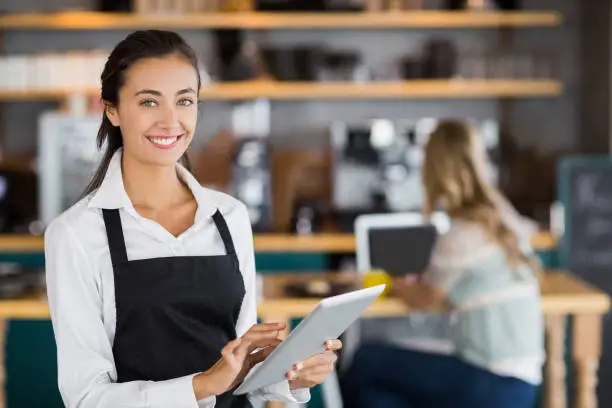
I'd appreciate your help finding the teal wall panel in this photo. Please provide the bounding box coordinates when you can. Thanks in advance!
[6,320,62,408]
[255,254,328,273]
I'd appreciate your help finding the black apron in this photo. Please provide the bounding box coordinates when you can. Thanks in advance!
[102,208,252,408]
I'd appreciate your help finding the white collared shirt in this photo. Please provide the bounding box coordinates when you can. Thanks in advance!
[44,148,310,408]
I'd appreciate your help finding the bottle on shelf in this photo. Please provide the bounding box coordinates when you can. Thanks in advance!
[365,0,386,11]
[365,0,424,11]
[219,0,254,12]
[134,0,152,13]
[388,0,423,10]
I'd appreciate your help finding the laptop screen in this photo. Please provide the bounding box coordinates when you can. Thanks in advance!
[367,225,438,276]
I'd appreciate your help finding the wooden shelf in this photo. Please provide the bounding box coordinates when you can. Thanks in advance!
[0,89,73,101]
[0,236,45,253]
[0,231,558,254]
[255,234,357,253]
[0,80,563,101]
[198,80,563,100]
[0,11,562,30]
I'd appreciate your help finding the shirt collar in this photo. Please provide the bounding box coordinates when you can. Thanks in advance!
[88,148,218,222]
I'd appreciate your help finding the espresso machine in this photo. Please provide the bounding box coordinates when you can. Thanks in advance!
[330,118,501,231]
[228,100,273,233]
[330,120,392,232]
[230,138,273,233]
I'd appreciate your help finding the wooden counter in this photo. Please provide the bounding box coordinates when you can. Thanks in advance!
[0,270,602,318]
[258,270,609,317]
[258,271,608,408]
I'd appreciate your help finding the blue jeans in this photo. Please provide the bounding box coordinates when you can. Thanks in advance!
[341,343,538,408]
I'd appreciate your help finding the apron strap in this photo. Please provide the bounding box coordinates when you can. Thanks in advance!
[212,210,236,256]
[102,209,129,266]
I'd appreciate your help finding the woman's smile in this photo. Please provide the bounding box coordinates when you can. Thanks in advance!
[145,134,184,150]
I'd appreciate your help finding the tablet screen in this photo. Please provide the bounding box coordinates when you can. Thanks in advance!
[368,225,437,276]
[233,285,386,395]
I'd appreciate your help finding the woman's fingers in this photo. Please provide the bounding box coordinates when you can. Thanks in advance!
[221,338,243,370]
[248,322,287,333]
[248,345,277,366]
[241,332,283,354]
[288,363,333,380]
[239,322,286,353]
[292,351,337,372]
[324,339,342,351]
[287,351,338,382]
[222,338,242,355]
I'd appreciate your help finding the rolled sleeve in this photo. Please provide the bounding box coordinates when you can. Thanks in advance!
[253,381,311,403]
[145,374,206,408]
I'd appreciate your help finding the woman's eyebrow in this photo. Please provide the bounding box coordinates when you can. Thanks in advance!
[134,88,197,97]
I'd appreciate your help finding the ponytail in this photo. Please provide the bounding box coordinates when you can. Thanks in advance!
[81,114,122,198]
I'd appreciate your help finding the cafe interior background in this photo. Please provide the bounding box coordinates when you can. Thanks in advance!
[1,0,612,407]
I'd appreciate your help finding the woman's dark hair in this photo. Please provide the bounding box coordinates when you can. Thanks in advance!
[82,29,201,197]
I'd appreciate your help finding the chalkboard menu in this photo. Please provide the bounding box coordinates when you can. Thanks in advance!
[558,156,612,406]
[559,157,612,287]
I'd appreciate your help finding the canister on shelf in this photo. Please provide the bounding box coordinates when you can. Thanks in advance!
[134,0,152,13]
[388,0,401,9]
[365,0,386,11]
[219,0,254,11]
[0,58,8,90]
[202,0,221,10]
[158,0,176,13]
[173,0,190,12]
[184,0,201,11]
[389,0,423,9]
[7,56,28,91]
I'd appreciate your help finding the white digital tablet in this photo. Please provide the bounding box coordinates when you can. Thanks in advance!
[233,284,386,395]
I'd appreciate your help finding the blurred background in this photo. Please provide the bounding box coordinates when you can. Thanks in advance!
[0,0,609,407]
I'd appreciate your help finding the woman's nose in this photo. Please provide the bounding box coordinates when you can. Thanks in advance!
[158,105,180,129]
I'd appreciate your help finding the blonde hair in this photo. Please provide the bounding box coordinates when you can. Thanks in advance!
[422,120,539,272]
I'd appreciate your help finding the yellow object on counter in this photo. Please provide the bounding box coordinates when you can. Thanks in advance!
[363,269,392,297]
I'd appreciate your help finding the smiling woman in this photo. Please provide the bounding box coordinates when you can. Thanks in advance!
[44,30,341,408]
[82,30,201,197]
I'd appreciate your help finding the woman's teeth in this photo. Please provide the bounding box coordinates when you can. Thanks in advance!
[149,136,178,146]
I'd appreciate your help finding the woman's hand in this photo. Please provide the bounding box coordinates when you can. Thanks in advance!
[391,274,421,305]
[392,274,447,310]
[194,322,286,399]
[286,339,343,390]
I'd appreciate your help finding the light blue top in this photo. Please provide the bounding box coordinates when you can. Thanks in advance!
[422,220,545,384]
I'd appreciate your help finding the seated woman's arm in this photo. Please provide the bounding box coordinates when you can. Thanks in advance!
[392,222,497,312]
[391,275,448,311]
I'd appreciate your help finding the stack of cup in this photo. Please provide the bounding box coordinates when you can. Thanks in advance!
[134,0,222,13]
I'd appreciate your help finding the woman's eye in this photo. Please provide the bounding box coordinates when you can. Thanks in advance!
[140,99,158,108]
[178,98,195,106]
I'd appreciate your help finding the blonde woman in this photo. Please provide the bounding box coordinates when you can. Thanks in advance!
[342,120,544,408]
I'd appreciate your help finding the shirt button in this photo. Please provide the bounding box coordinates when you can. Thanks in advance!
[171,244,184,255]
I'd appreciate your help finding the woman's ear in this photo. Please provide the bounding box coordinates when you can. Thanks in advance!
[105,103,120,127]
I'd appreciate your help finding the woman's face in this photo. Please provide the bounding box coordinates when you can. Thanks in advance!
[106,54,199,167]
